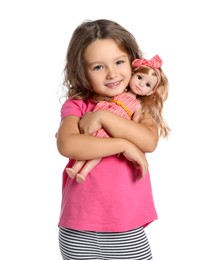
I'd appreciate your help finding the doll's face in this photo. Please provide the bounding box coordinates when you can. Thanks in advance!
[129,71,158,96]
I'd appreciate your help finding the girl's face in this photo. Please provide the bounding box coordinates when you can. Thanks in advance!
[129,71,158,96]
[84,39,132,97]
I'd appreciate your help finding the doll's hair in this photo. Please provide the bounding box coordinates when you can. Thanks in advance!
[133,66,170,138]
[63,19,142,100]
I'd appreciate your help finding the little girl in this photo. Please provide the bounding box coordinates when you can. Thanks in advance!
[65,55,166,183]
[56,19,169,260]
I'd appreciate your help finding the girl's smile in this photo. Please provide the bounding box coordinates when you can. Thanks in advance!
[105,80,122,89]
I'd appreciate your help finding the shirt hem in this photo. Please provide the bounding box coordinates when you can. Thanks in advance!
[58,217,158,232]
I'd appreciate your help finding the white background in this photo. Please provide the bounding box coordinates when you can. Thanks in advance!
[0,0,221,259]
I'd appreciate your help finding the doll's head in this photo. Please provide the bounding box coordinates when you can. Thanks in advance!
[129,58,160,97]
[131,55,170,137]
[131,55,163,92]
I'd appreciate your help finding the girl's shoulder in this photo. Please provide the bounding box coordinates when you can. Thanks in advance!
[61,99,95,119]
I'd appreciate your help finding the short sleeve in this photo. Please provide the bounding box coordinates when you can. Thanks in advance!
[61,99,95,120]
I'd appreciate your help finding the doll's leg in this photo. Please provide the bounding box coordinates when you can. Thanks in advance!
[66,160,86,179]
[76,158,101,183]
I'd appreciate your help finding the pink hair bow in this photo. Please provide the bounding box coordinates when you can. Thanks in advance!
[132,55,162,69]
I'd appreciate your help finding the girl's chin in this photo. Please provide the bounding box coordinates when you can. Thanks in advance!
[107,87,126,96]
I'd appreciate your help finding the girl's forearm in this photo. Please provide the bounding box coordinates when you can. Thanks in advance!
[57,133,128,160]
[99,111,159,152]
[57,115,149,174]
[57,116,130,160]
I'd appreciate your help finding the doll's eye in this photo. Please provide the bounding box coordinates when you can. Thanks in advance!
[146,83,151,88]
[137,75,142,80]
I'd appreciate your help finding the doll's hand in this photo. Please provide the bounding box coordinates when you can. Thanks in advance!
[122,142,148,178]
[79,111,103,135]
[132,106,143,123]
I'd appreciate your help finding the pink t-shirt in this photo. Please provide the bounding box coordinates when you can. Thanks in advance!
[58,99,158,232]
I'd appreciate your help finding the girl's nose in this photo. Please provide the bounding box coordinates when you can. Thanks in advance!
[106,67,117,79]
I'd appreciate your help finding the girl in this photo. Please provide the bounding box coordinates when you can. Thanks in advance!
[65,55,168,183]
[56,19,169,260]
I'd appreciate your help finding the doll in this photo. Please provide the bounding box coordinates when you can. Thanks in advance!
[66,55,164,183]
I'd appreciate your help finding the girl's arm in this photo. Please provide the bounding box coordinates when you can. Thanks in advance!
[56,115,149,175]
[79,110,159,153]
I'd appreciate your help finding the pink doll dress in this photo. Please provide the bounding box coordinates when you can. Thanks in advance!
[93,92,140,137]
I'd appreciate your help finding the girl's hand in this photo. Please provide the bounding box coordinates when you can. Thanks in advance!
[79,111,102,135]
[122,142,149,178]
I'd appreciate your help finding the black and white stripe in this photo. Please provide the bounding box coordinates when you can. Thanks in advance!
[59,226,153,260]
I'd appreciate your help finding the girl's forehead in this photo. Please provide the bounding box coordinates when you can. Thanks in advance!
[85,39,128,63]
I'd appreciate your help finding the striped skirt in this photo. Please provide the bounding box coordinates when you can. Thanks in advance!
[59,226,153,260]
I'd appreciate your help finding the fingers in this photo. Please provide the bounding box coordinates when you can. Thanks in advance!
[122,142,149,179]
[79,112,101,135]
[138,158,149,179]
[132,160,148,179]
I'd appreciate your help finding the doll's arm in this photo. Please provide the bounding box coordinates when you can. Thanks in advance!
[79,111,158,153]
[132,104,143,123]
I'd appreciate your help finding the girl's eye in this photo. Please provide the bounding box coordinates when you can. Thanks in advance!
[116,60,124,65]
[93,65,103,71]
[146,83,151,88]
[137,75,142,80]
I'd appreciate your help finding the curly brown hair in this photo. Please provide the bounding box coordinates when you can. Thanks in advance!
[63,19,142,100]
